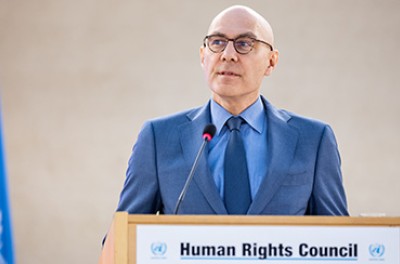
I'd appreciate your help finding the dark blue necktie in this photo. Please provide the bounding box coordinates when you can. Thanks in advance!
[224,117,251,214]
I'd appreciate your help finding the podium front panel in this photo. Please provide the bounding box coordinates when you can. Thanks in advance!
[136,224,399,263]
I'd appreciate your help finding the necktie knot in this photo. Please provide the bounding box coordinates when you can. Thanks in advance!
[226,117,244,132]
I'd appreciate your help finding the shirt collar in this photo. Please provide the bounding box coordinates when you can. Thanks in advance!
[210,97,265,135]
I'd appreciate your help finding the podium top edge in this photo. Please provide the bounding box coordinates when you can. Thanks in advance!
[115,213,400,226]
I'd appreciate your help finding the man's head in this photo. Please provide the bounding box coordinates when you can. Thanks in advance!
[200,5,279,114]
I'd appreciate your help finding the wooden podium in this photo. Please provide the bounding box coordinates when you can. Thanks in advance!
[99,212,400,264]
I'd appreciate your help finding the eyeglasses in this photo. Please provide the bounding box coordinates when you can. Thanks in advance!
[203,35,273,55]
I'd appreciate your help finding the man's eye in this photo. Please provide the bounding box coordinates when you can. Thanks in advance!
[236,39,252,48]
[210,39,226,46]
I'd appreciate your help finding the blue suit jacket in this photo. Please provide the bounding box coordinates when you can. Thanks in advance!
[117,97,348,215]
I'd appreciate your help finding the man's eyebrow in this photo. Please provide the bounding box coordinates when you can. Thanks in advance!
[209,31,258,39]
[236,32,257,39]
[208,32,227,37]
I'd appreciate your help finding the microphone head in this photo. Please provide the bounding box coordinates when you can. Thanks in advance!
[202,124,217,141]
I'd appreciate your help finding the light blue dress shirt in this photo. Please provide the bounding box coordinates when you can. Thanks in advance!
[208,97,268,200]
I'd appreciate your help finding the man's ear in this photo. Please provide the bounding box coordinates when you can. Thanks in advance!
[200,45,205,67]
[264,50,279,76]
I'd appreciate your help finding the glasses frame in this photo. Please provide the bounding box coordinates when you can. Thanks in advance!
[203,34,274,55]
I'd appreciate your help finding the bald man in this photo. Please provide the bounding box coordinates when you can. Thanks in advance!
[116,5,348,215]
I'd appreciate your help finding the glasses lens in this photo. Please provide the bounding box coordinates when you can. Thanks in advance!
[205,36,255,54]
[207,36,228,53]
[234,37,254,54]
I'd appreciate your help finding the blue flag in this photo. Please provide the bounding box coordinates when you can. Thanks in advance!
[0,106,14,264]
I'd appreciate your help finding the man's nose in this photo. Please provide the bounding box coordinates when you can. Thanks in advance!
[221,41,238,62]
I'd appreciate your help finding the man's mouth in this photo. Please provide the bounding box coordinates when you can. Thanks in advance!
[218,71,240,77]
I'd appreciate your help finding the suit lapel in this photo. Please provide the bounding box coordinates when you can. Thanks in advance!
[178,102,227,214]
[248,98,299,214]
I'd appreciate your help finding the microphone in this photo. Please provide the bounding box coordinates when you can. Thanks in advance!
[173,124,216,214]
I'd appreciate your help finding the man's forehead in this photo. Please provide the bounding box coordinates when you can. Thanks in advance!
[208,20,260,40]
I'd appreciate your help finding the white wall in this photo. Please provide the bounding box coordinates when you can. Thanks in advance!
[1,0,399,263]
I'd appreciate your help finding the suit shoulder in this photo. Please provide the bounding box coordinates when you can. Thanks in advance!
[262,96,329,132]
[279,108,332,134]
[279,109,339,148]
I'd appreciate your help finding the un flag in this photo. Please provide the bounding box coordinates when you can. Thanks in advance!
[0,107,14,264]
